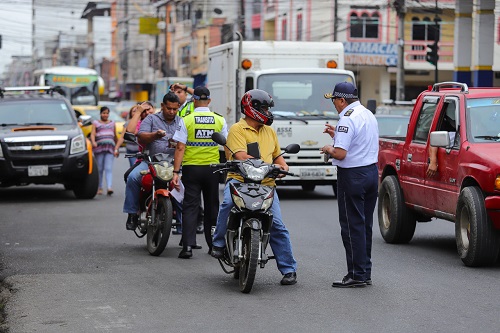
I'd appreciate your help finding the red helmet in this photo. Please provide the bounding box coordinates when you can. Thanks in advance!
[240,89,275,125]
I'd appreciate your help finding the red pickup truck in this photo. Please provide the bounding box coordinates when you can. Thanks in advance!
[377,82,500,267]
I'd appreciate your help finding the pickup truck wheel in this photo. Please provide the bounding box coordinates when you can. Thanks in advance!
[73,159,99,199]
[378,175,416,243]
[301,184,315,191]
[455,186,500,267]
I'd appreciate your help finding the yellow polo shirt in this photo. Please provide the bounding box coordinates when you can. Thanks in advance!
[226,118,281,186]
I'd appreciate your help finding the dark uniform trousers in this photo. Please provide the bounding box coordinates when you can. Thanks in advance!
[181,165,219,249]
[336,163,378,281]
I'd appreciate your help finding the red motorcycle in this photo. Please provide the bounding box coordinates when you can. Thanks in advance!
[124,133,174,256]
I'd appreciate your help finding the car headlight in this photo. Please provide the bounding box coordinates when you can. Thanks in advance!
[154,162,173,181]
[70,134,86,155]
[242,163,270,181]
[232,193,246,209]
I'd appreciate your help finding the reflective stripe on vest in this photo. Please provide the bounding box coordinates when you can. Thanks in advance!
[183,111,224,165]
[179,102,194,117]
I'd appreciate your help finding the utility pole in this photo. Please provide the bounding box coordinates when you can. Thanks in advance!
[333,0,338,41]
[122,0,129,100]
[394,0,405,101]
[425,0,439,82]
[32,0,36,69]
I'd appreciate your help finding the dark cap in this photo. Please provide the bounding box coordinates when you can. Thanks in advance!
[193,86,211,100]
[324,81,358,99]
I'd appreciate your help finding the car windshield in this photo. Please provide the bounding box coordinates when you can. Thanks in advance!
[257,73,353,119]
[0,100,74,126]
[467,98,500,142]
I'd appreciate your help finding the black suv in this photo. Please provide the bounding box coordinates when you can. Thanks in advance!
[0,86,98,199]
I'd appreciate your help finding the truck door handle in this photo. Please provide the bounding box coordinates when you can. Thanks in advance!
[407,153,412,162]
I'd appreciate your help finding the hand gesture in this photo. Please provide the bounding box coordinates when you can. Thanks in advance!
[323,124,336,138]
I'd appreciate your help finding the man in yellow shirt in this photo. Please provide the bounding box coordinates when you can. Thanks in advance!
[211,89,298,286]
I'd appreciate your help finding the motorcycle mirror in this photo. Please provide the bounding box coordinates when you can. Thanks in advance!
[211,132,226,146]
[284,143,300,154]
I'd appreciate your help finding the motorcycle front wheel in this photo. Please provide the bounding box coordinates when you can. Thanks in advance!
[239,225,260,293]
[147,196,173,256]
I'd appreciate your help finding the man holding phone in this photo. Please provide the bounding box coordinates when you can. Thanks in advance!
[123,93,183,230]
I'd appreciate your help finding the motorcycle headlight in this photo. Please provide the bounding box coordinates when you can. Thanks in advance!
[261,196,274,211]
[242,164,270,181]
[154,162,173,181]
[231,193,246,209]
[70,134,86,155]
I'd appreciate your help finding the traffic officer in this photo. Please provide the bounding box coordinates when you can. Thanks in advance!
[320,82,379,288]
[172,86,228,259]
[170,82,205,236]
[170,83,194,117]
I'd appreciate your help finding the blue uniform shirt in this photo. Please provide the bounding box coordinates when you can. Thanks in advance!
[331,101,379,168]
[138,112,182,156]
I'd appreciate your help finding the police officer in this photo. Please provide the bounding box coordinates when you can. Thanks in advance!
[170,83,194,117]
[172,86,228,259]
[320,82,379,288]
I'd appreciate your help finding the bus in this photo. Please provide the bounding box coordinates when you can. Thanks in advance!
[33,66,104,106]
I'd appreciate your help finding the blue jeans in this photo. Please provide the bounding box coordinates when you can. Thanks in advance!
[95,152,114,189]
[212,179,297,275]
[122,161,182,222]
[123,161,148,214]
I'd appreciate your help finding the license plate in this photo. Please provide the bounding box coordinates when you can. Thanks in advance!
[300,168,326,179]
[28,165,49,177]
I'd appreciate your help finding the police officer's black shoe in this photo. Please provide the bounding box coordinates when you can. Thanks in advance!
[178,246,192,259]
[365,279,372,286]
[126,214,138,230]
[280,272,297,285]
[211,246,225,259]
[331,276,366,288]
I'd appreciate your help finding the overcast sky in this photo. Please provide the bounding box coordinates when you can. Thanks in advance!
[0,0,111,74]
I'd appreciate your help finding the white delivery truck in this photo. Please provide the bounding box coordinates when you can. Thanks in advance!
[207,39,356,195]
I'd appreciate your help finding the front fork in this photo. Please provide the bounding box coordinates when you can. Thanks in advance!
[225,219,272,268]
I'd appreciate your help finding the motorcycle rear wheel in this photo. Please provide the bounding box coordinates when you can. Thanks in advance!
[147,196,173,256]
[239,226,259,293]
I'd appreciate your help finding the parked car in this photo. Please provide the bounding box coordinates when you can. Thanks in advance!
[375,100,414,116]
[73,105,125,144]
[0,86,98,199]
[376,114,410,138]
[116,100,139,119]
[377,81,500,267]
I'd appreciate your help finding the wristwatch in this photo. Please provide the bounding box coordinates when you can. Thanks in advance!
[173,170,181,174]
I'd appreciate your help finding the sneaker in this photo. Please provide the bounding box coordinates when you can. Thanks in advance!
[280,272,297,285]
[126,214,138,230]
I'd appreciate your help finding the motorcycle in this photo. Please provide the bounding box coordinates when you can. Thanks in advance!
[210,132,300,293]
[123,132,174,256]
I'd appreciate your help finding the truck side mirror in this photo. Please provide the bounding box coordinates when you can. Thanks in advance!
[367,99,377,114]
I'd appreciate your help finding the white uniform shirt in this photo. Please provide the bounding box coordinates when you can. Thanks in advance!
[172,107,228,144]
[331,101,379,168]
